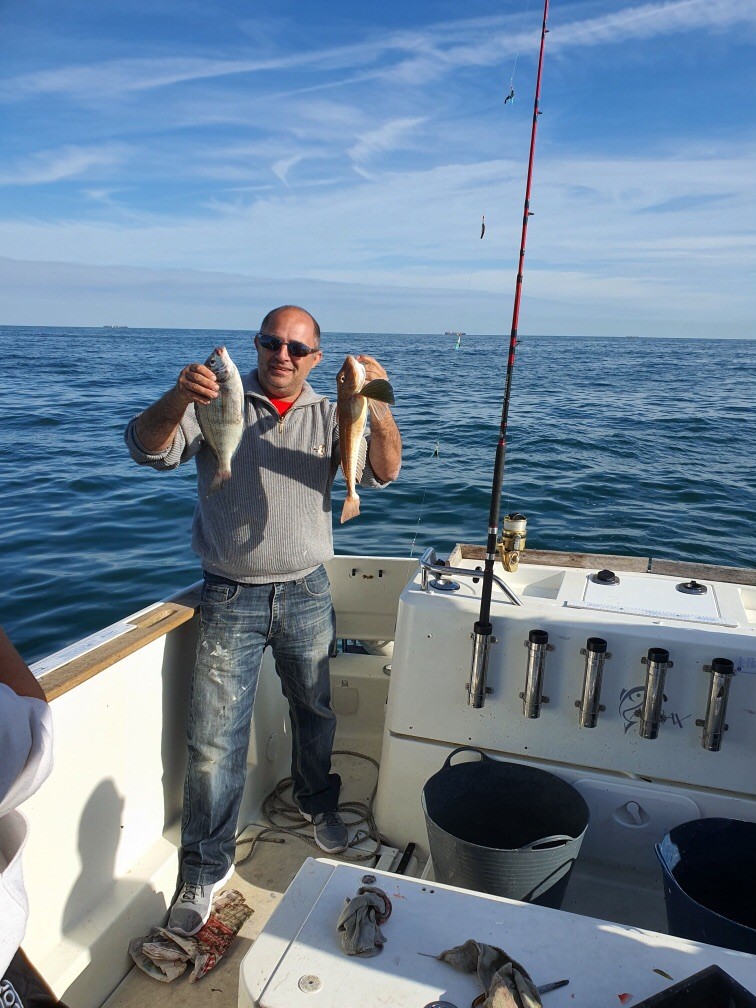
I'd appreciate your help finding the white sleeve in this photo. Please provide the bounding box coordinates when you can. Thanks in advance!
[0,684,53,816]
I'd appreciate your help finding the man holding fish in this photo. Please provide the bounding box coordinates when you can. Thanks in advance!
[124,305,401,937]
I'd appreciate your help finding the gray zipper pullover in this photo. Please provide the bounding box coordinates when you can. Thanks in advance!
[124,370,387,583]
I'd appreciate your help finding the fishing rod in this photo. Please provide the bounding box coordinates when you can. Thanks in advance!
[468,0,550,708]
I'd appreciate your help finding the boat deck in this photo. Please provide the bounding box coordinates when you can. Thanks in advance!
[103,745,384,1008]
[103,830,313,1008]
[102,749,668,1008]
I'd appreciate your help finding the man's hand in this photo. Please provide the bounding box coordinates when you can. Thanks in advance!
[356,354,388,385]
[134,362,219,454]
[175,363,219,406]
[356,354,401,483]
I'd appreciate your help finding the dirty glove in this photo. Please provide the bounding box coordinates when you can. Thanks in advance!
[436,938,542,1008]
[337,885,392,957]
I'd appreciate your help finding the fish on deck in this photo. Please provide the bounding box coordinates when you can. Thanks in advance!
[336,354,395,523]
[196,346,245,494]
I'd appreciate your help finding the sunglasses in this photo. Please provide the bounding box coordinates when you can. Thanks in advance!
[256,333,320,359]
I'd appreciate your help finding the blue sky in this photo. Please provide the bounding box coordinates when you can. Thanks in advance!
[0,0,754,336]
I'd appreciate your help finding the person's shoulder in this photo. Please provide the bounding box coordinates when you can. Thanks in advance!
[298,382,333,409]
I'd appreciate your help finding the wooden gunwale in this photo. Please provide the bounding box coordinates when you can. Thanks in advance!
[39,587,200,702]
[449,545,756,586]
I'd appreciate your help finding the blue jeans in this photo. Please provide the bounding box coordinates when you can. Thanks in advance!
[180,565,340,886]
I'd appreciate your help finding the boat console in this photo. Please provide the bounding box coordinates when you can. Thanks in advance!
[239,857,756,1008]
[375,547,756,895]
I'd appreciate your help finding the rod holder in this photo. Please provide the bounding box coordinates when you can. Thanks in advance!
[520,629,553,718]
[576,637,610,728]
[696,657,734,752]
[418,546,523,606]
[468,621,496,708]
[638,647,673,739]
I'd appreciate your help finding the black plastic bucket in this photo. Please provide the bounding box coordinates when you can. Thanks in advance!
[422,747,590,909]
[635,965,756,1007]
[656,818,756,954]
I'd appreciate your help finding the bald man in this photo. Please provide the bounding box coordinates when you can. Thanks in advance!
[125,305,401,935]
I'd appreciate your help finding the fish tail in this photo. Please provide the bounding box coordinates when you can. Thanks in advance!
[340,492,360,523]
[368,399,390,422]
[208,468,231,494]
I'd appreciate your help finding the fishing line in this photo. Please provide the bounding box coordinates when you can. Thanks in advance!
[508,0,534,98]
[408,486,429,560]
[408,410,458,558]
[415,0,538,560]
[470,0,534,294]
[408,436,445,559]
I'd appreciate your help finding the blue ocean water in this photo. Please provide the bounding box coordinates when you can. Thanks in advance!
[1,325,754,665]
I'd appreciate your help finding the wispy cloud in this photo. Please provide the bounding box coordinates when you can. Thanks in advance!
[348,118,426,166]
[0,59,258,101]
[0,143,750,278]
[0,41,409,103]
[2,0,753,107]
[553,0,756,50]
[0,145,127,186]
[0,0,753,335]
[271,154,307,186]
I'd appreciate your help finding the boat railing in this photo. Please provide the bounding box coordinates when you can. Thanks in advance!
[418,547,523,606]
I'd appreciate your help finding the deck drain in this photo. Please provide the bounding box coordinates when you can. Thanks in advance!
[298,975,322,993]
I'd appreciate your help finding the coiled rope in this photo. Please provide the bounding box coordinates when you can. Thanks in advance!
[234,749,382,867]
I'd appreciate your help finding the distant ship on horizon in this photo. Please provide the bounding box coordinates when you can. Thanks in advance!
[103,324,129,330]
[444,330,465,336]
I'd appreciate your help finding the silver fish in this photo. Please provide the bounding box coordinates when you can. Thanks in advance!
[196,346,244,494]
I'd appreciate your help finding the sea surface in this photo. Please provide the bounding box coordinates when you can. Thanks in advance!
[2,325,754,665]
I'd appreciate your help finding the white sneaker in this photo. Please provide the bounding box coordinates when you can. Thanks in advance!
[167,863,234,936]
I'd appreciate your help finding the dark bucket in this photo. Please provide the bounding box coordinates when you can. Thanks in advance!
[422,746,590,909]
[634,965,756,1008]
[655,818,756,954]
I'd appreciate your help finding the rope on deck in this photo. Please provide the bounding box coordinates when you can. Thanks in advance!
[234,750,382,867]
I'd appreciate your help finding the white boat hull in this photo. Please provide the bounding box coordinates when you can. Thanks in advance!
[19,549,756,1006]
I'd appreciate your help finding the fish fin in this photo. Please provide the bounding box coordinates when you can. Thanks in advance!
[361,378,395,405]
[340,493,360,523]
[367,399,390,423]
[208,469,231,494]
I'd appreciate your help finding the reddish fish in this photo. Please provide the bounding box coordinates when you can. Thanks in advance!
[336,355,395,523]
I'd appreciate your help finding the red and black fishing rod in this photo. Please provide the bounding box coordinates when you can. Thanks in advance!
[468,0,550,708]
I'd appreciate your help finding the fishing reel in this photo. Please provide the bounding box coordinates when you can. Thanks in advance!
[497,513,527,572]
